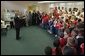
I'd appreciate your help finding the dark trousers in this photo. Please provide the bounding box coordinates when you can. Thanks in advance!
[36,18,40,25]
[16,28,20,39]
[32,18,36,25]
[43,22,48,29]
[28,19,32,26]
[52,26,58,35]
[10,21,14,28]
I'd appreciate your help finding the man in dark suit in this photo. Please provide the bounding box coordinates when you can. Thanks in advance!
[32,10,37,25]
[36,11,41,25]
[14,13,21,40]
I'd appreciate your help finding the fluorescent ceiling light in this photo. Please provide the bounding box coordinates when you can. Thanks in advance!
[37,1,83,3]
[38,1,61,3]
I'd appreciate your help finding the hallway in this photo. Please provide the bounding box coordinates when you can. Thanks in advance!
[1,26,53,55]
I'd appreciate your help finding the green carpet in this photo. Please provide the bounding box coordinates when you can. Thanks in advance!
[1,26,54,55]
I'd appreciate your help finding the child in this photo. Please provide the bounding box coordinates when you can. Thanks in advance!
[51,18,58,36]
[44,46,62,55]
[62,35,77,55]
[55,20,64,37]
[47,17,54,34]
[75,29,84,55]
[53,38,62,55]
[59,34,67,48]
[42,13,49,29]
[62,45,77,55]
[44,46,52,55]
[53,7,60,19]
[73,18,78,27]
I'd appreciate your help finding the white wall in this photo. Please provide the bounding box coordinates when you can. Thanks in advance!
[48,2,84,11]
[1,1,25,19]
[1,1,84,19]
[38,1,84,13]
[1,1,25,13]
[38,3,49,13]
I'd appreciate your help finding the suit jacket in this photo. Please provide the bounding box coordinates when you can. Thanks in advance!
[32,13,37,20]
[14,16,21,29]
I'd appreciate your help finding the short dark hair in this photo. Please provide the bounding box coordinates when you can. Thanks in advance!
[53,38,60,47]
[65,19,69,23]
[78,19,81,22]
[63,46,75,55]
[69,8,72,12]
[77,23,84,28]
[44,46,52,55]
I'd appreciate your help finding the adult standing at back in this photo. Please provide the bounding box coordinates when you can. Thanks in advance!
[25,11,29,27]
[14,12,21,40]
[36,11,41,25]
[28,11,32,26]
[32,10,37,25]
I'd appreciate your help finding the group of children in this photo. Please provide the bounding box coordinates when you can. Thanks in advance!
[39,7,84,55]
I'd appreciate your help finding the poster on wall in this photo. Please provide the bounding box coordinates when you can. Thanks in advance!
[27,5,37,12]
[28,6,33,12]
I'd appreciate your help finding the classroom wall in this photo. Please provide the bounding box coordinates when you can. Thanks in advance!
[1,1,84,19]
[48,2,84,12]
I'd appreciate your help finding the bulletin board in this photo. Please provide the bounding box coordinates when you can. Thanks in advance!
[28,6,33,12]
[27,5,37,12]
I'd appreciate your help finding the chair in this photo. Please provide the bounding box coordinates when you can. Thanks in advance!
[1,20,9,35]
